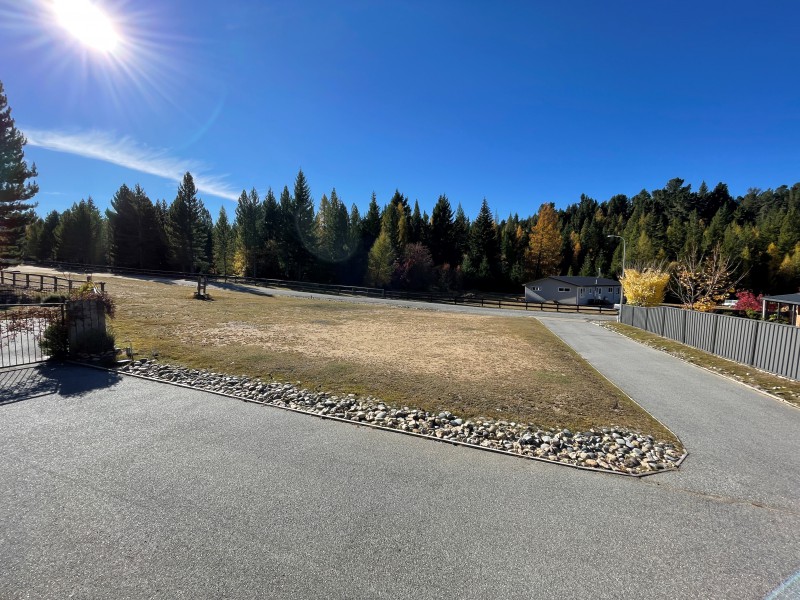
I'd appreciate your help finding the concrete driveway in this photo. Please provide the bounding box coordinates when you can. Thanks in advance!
[1,363,798,599]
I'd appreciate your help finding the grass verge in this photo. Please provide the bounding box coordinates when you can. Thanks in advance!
[603,322,800,408]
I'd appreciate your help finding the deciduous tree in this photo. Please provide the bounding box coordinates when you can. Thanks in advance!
[526,203,561,279]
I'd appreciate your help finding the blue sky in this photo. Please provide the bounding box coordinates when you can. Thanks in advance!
[2,0,799,221]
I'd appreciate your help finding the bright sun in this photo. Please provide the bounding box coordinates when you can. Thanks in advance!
[51,0,120,53]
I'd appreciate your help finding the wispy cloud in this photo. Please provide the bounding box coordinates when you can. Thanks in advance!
[23,128,240,201]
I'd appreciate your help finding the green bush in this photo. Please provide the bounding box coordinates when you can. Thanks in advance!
[39,322,69,358]
[71,328,116,355]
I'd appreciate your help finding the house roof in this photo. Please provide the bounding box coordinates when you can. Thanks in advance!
[762,293,800,305]
[525,276,620,287]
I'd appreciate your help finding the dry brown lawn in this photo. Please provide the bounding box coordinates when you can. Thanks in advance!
[18,267,678,442]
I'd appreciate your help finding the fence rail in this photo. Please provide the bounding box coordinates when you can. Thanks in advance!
[25,260,618,315]
[0,270,104,294]
[620,305,800,381]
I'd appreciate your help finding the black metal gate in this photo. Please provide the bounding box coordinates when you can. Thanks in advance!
[0,304,65,368]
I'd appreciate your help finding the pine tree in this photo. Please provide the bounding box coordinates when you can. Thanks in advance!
[213,205,235,276]
[465,198,498,286]
[361,192,381,251]
[453,203,470,265]
[283,170,316,279]
[0,81,38,266]
[106,184,161,268]
[316,188,350,264]
[167,172,206,272]
[55,198,104,264]
[430,194,455,266]
[235,188,263,277]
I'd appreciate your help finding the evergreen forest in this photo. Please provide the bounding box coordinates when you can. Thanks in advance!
[19,171,800,296]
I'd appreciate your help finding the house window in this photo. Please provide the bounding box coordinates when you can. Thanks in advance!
[579,288,584,297]
[608,287,613,293]
[531,286,541,291]
[558,287,571,292]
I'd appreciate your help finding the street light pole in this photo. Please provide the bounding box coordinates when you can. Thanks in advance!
[607,235,627,315]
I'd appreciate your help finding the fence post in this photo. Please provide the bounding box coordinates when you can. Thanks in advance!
[39,275,44,291]
[644,307,649,331]
[748,320,761,366]
[660,308,667,336]
[25,274,30,288]
[711,313,720,352]
[680,310,687,344]
[11,272,16,286]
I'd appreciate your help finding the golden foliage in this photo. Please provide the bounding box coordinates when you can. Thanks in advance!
[622,268,670,306]
[526,203,562,279]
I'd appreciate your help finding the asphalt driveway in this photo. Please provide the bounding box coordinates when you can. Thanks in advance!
[1,363,798,599]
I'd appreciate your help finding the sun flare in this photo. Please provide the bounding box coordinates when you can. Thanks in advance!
[51,0,120,53]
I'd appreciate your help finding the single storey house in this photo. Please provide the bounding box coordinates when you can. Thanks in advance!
[524,276,621,306]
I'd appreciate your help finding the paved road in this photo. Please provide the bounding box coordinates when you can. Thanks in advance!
[540,317,800,514]
[1,364,798,599]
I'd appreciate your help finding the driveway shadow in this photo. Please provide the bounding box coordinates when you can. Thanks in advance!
[0,363,122,405]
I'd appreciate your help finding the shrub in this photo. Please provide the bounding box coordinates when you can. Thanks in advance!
[71,328,116,355]
[733,290,762,313]
[621,268,670,306]
[39,322,69,358]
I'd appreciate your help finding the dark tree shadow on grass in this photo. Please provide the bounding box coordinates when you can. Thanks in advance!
[211,282,274,297]
[0,362,122,405]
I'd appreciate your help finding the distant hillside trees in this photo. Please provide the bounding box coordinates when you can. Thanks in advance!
[20,169,800,297]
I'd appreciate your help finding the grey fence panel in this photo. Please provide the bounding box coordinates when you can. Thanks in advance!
[661,308,686,342]
[621,304,799,381]
[753,322,800,380]
[713,315,759,365]
[620,305,634,325]
[684,310,718,353]
[632,306,648,330]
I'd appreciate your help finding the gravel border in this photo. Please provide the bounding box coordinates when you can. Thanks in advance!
[113,359,687,477]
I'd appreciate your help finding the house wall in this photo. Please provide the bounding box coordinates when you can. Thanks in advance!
[526,279,621,305]
[525,279,577,304]
[576,285,621,305]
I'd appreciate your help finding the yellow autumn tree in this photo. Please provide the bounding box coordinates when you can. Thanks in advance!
[526,203,562,279]
[622,268,670,306]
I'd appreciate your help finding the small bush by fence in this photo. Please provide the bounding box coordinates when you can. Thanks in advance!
[620,305,800,381]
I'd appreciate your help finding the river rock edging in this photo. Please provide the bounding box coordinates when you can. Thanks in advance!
[117,359,685,476]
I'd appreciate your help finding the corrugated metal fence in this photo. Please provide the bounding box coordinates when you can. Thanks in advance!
[620,305,800,381]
